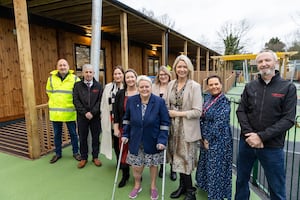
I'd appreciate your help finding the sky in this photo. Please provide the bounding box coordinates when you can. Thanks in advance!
[118,0,300,54]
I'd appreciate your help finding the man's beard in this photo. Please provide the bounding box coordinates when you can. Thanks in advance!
[259,67,275,76]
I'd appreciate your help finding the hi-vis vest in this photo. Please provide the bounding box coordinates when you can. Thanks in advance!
[46,70,79,122]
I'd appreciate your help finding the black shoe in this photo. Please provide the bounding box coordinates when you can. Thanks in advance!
[50,155,61,164]
[183,187,196,200]
[118,175,129,188]
[73,153,81,161]
[170,186,186,199]
[170,177,186,199]
[158,167,163,178]
[170,171,177,181]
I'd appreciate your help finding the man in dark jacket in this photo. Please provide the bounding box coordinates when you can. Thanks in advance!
[73,64,103,168]
[235,49,297,200]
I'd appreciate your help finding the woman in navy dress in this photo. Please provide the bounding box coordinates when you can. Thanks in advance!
[196,75,233,200]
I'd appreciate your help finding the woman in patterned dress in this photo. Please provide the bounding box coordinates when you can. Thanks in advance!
[165,55,202,200]
[195,75,233,200]
[121,75,170,200]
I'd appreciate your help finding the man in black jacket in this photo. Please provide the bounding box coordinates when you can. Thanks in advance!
[73,64,103,168]
[235,49,297,200]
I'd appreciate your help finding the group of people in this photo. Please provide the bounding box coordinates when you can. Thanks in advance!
[46,49,297,200]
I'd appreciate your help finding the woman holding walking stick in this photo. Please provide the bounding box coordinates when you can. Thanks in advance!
[121,75,170,200]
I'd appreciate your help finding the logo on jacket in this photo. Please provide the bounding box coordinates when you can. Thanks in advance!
[271,93,285,98]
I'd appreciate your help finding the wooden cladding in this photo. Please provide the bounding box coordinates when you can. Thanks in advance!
[0,18,91,121]
[0,18,23,122]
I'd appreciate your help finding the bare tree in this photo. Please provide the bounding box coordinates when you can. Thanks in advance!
[139,8,176,29]
[140,8,154,18]
[217,19,251,55]
[156,14,175,29]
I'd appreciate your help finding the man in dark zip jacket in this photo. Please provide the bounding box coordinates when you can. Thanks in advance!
[73,64,103,168]
[235,49,297,200]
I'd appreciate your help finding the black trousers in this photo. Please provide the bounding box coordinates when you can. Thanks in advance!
[77,116,101,160]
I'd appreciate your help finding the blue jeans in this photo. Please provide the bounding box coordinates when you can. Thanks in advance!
[52,121,79,156]
[235,139,286,200]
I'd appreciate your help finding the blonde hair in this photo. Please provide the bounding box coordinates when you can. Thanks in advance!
[172,55,194,79]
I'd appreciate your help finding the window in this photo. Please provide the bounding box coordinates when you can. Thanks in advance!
[148,56,160,76]
[74,44,106,85]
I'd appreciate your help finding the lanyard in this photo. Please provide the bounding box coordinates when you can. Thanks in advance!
[202,93,222,115]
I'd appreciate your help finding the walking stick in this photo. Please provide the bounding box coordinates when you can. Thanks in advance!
[161,148,167,200]
[111,140,124,200]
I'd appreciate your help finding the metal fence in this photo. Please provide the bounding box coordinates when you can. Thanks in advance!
[230,99,300,200]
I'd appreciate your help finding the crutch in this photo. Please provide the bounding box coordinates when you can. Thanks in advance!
[111,140,124,200]
[161,148,167,200]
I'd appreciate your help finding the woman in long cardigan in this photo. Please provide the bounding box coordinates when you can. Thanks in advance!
[165,55,202,200]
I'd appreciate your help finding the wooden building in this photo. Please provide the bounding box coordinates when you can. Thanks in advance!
[0,0,222,159]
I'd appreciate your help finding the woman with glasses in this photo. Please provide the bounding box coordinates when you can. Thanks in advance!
[152,66,177,181]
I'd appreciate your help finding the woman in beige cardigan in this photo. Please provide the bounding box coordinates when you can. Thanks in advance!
[165,55,202,200]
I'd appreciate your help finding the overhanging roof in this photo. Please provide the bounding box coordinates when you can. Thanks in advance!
[0,0,220,58]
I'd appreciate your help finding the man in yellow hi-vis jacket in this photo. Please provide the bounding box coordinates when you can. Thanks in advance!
[46,59,81,164]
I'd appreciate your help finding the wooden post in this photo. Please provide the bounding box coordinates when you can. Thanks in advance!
[196,47,201,82]
[161,32,166,66]
[13,0,40,158]
[196,47,201,71]
[206,50,209,77]
[283,55,289,80]
[120,12,128,70]
[184,41,187,55]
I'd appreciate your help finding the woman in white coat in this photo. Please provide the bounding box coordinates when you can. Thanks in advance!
[100,66,124,160]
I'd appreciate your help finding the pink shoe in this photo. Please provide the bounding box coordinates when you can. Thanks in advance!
[128,187,142,199]
[151,188,159,200]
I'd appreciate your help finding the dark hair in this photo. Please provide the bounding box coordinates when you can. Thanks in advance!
[112,65,125,76]
[124,68,138,89]
[206,75,222,85]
